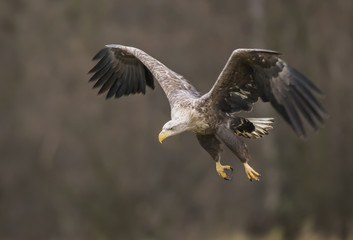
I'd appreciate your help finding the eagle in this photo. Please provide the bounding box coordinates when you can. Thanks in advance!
[88,44,326,181]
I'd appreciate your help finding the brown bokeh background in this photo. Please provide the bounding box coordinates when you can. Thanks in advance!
[1,0,352,239]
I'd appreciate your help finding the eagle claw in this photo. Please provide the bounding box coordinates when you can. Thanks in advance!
[216,161,233,180]
[243,162,260,182]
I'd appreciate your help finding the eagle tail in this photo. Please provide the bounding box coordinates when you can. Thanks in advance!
[233,118,274,139]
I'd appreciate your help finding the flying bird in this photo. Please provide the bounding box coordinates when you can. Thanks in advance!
[88,44,326,181]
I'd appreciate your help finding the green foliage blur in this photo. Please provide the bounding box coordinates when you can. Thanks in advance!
[0,0,352,239]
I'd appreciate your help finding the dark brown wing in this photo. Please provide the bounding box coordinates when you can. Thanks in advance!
[89,44,200,108]
[206,48,327,138]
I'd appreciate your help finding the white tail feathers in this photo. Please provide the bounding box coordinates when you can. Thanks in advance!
[235,118,274,139]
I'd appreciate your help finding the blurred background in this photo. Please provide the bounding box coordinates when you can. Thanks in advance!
[1,0,352,239]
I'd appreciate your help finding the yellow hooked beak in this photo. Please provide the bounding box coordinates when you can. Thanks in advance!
[158,129,174,143]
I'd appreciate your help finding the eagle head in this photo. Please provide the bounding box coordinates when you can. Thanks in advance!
[158,119,190,143]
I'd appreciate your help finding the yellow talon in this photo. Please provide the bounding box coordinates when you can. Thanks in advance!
[216,161,233,180]
[243,162,260,182]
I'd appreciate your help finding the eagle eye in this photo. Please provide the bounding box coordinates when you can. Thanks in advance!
[168,126,176,131]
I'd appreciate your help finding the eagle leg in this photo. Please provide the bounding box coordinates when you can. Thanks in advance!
[216,126,261,182]
[243,162,260,182]
[216,157,233,180]
[196,134,234,180]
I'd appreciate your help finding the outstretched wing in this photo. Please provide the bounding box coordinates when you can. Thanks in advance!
[206,48,327,138]
[88,44,200,108]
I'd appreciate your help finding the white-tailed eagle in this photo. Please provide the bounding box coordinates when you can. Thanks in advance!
[88,44,326,181]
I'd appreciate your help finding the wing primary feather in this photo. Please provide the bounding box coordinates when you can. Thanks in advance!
[89,62,111,82]
[116,71,128,98]
[144,66,155,89]
[124,64,132,94]
[107,69,126,99]
[292,79,327,117]
[89,54,109,73]
[134,63,143,93]
[282,98,305,137]
[288,90,317,129]
[293,87,325,124]
[129,64,138,94]
[290,67,324,97]
[138,63,146,94]
[93,67,114,88]
[131,65,139,93]
[272,101,291,125]
[98,71,118,94]
[92,48,108,60]
[106,79,121,99]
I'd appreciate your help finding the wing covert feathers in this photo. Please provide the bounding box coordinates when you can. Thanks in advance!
[207,49,327,138]
[89,45,200,108]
